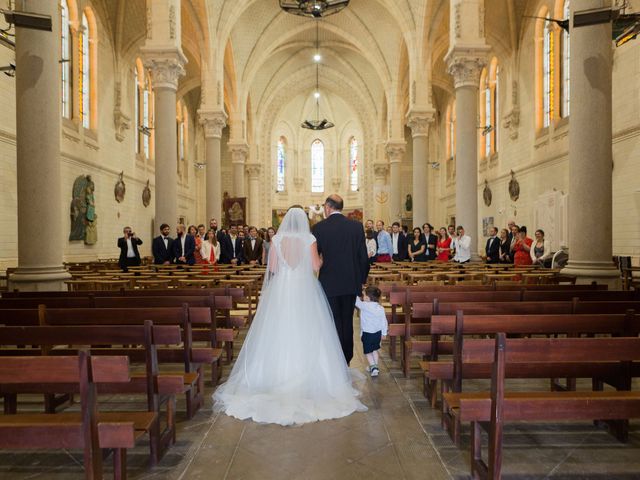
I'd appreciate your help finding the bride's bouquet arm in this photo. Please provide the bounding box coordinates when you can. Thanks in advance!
[311,242,323,273]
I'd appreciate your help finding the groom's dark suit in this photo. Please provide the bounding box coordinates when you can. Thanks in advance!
[312,213,370,364]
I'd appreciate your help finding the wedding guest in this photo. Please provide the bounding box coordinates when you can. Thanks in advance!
[499,228,512,263]
[512,225,533,266]
[447,224,456,259]
[452,226,471,263]
[262,227,276,265]
[197,224,207,240]
[365,229,377,265]
[189,225,204,264]
[200,229,220,265]
[355,286,388,377]
[485,226,500,263]
[375,220,392,263]
[390,222,408,261]
[423,223,437,261]
[509,223,520,253]
[530,229,552,267]
[436,227,451,262]
[408,227,427,262]
[243,226,264,265]
[172,224,196,265]
[117,226,143,272]
[365,219,378,248]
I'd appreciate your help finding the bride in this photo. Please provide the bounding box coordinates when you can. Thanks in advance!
[212,207,367,426]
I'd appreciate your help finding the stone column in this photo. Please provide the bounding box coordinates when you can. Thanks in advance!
[447,54,486,260]
[373,163,390,224]
[246,164,262,227]
[144,53,185,229]
[199,110,227,222]
[407,112,434,227]
[562,0,618,285]
[386,142,406,224]
[10,0,71,290]
[229,143,249,197]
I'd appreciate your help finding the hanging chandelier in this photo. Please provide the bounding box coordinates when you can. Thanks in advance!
[279,0,350,18]
[301,21,334,131]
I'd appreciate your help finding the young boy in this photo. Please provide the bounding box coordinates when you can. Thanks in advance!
[355,286,388,377]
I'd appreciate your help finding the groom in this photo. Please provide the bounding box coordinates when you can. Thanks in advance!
[312,195,370,365]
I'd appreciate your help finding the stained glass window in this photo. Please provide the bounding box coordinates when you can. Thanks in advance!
[349,137,358,192]
[311,139,324,193]
[61,0,71,119]
[561,0,570,118]
[80,13,90,129]
[543,15,554,128]
[277,137,286,192]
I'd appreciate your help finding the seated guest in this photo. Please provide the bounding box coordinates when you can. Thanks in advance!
[452,225,471,263]
[423,223,437,261]
[375,220,393,263]
[243,226,264,265]
[117,226,143,272]
[390,222,408,261]
[200,229,220,265]
[408,227,427,262]
[366,229,377,265]
[530,229,552,267]
[172,224,196,265]
[485,226,500,263]
[512,225,533,266]
[498,228,512,263]
[152,223,173,265]
[436,227,451,262]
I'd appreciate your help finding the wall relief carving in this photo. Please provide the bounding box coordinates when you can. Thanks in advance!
[69,175,97,245]
[142,179,151,207]
[483,179,492,206]
[508,170,520,202]
[114,171,126,203]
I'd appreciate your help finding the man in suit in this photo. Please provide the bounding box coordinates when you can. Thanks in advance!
[243,226,263,265]
[220,225,243,265]
[117,226,143,271]
[151,223,173,265]
[390,222,408,261]
[312,194,370,365]
[172,224,196,265]
[423,223,438,261]
[485,226,500,263]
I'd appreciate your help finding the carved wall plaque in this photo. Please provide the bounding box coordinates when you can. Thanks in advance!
[114,171,126,203]
[508,170,520,202]
[142,179,151,207]
[483,179,492,206]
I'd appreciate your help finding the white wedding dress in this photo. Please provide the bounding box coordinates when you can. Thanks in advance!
[212,208,367,426]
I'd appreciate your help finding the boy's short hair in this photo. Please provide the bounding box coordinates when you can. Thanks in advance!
[365,286,381,302]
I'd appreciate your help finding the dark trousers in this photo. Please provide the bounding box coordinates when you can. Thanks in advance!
[120,257,140,272]
[327,294,356,365]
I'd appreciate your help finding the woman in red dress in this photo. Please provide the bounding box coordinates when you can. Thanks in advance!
[189,225,205,264]
[436,227,452,262]
[512,226,533,266]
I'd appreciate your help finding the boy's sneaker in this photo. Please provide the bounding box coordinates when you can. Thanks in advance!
[370,365,379,377]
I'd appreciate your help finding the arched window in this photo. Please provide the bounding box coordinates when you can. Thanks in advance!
[276,137,286,192]
[60,0,72,119]
[480,57,499,158]
[135,58,154,159]
[311,139,324,193]
[79,8,97,130]
[561,0,570,118]
[349,137,358,192]
[446,100,456,159]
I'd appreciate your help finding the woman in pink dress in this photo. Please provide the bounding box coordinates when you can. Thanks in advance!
[436,227,452,262]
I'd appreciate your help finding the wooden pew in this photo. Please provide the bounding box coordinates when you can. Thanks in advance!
[0,353,155,480]
[444,335,640,480]
[0,321,182,465]
[433,312,640,444]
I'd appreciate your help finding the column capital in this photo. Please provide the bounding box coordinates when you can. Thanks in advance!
[406,110,435,138]
[245,163,262,178]
[142,49,186,91]
[385,141,406,164]
[198,109,227,139]
[445,47,490,89]
[373,162,389,178]
[229,142,249,165]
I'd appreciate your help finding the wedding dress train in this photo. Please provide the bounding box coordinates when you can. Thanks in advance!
[212,209,367,426]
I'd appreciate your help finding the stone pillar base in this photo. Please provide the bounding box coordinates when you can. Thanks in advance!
[562,260,620,289]
[9,266,72,292]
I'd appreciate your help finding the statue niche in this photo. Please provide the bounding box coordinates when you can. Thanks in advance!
[69,175,98,245]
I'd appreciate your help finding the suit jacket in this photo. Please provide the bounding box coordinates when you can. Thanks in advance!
[117,236,143,268]
[220,235,244,264]
[485,236,500,263]
[390,231,408,261]
[312,213,370,297]
[172,234,196,265]
[152,235,174,264]
[243,237,264,264]
[424,233,438,260]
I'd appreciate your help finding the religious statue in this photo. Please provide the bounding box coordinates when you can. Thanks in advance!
[228,201,244,223]
[69,175,98,245]
[405,194,413,212]
[483,180,493,207]
[142,179,151,207]
[114,171,126,203]
[509,170,520,202]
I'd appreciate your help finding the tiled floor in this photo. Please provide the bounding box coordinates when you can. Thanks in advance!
[2,328,640,479]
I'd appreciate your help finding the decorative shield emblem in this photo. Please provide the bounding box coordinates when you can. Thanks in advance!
[142,179,151,207]
[114,171,126,203]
